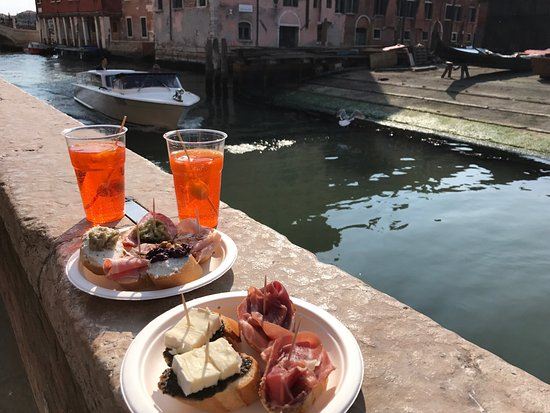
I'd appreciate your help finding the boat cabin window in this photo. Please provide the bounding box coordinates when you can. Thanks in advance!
[77,72,104,88]
[111,73,181,90]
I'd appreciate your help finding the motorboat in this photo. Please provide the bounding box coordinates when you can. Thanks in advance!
[25,42,54,56]
[73,70,200,128]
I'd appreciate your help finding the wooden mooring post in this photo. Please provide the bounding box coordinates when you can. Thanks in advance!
[205,37,229,100]
[205,38,214,99]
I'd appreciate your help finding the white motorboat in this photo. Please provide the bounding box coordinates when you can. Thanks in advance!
[73,70,200,128]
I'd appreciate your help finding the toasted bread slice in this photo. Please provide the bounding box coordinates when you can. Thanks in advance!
[259,376,328,413]
[219,315,241,347]
[159,354,260,413]
[147,255,203,289]
[80,237,125,275]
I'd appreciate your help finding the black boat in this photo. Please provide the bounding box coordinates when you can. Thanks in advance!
[434,37,532,72]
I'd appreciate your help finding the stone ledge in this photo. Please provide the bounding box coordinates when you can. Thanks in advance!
[0,77,549,413]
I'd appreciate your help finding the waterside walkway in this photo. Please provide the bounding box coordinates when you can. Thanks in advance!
[0,78,549,412]
[275,66,550,159]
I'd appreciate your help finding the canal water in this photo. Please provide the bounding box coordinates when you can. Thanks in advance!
[1,53,549,387]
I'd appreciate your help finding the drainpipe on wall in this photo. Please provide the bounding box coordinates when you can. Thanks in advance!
[169,0,173,41]
[255,0,259,46]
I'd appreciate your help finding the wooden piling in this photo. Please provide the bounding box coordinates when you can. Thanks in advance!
[205,38,214,99]
[221,38,229,98]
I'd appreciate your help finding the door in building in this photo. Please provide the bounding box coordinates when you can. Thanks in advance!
[279,26,298,48]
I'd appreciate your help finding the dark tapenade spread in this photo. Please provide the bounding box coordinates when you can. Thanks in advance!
[146,242,191,263]
[158,356,253,401]
[162,323,225,366]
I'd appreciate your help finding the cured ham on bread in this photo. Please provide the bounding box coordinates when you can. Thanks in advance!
[122,212,178,248]
[259,332,334,413]
[175,218,222,264]
[103,256,149,289]
[236,281,295,352]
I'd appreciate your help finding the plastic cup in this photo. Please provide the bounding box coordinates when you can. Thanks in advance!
[63,125,127,225]
[164,129,227,228]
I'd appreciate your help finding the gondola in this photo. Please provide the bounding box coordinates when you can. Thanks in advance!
[434,37,532,72]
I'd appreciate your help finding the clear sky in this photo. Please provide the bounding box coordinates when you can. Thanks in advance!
[0,0,36,15]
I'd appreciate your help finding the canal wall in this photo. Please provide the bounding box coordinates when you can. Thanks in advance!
[270,66,550,160]
[0,78,549,412]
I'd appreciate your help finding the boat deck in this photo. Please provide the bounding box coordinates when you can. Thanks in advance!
[274,66,550,158]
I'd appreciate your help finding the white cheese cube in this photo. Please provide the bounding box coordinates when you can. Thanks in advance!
[163,308,221,353]
[172,348,221,396]
[189,307,222,337]
[164,320,207,353]
[207,338,242,380]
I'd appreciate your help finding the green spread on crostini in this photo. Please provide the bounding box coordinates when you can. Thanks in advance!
[87,226,119,251]
[139,219,170,243]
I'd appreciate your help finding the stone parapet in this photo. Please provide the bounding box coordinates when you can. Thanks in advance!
[0,78,549,413]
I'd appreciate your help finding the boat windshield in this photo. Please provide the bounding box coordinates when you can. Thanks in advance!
[109,73,181,90]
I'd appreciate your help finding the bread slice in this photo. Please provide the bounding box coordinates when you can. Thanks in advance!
[147,255,203,289]
[219,315,240,347]
[159,354,260,413]
[259,375,328,413]
[80,237,125,275]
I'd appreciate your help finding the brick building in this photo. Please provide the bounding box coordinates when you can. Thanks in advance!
[368,0,486,49]
[35,0,121,48]
[35,0,154,57]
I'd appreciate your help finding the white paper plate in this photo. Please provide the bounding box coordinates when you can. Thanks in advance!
[121,291,364,413]
[65,231,237,300]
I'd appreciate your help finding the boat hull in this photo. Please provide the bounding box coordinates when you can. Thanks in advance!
[532,57,550,79]
[435,40,532,72]
[74,85,191,128]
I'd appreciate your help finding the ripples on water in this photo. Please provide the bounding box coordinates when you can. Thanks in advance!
[1,53,549,383]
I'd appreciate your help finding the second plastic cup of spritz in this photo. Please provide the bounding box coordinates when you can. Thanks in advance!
[164,129,227,228]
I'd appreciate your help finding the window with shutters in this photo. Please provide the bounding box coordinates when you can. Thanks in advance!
[126,17,133,38]
[424,0,432,19]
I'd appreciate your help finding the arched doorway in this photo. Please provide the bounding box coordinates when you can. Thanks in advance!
[355,15,371,46]
[278,11,300,48]
[429,20,443,49]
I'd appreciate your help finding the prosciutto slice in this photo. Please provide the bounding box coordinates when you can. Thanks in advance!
[121,212,178,248]
[103,256,149,281]
[237,281,295,352]
[175,218,221,263]
[260,332,334,411]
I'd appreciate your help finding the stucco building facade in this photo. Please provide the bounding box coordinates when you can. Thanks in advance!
[154,0,486,62]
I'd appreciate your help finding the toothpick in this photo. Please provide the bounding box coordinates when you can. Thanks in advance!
[176,130,192,160]
[287,318,301,362]
[262,274,267,318]
[194,208,200,231]
[136,223,141,254]
[205,320,211,359]
[181,294,191,324]
[118,115,127,133]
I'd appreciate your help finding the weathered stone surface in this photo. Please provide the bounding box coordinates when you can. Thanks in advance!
[0,78,549,413]
[274,67,550,159]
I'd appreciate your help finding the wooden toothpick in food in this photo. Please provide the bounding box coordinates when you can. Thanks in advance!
[287,318,301,362]
[181,293,191,324]
[262,274,267,324]
[118,115,127,133]
[205,320,211,359]
[136,223,141,255]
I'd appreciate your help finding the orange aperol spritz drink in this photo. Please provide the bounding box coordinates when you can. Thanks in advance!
[164,130,227,228]
[64,125,127,224]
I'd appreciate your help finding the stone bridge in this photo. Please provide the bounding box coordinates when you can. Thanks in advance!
[0,24,39,49]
